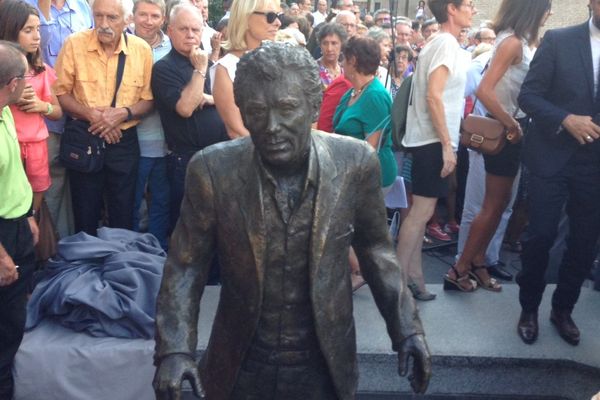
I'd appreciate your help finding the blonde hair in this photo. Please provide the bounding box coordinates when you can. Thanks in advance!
[223,0,278,51]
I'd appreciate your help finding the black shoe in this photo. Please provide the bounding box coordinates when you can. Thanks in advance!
[550,309,580,346]
[487,264,513,281]
[517,311,538,344]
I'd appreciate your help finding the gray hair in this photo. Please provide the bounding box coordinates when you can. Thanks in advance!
[367,26,390,44]
[373,8,390,20]
[169,2,203,24]
[0,40,26,87]
[90,0,134,19]
[334,9,355,23]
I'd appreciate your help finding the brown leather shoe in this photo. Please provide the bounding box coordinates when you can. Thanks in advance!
[550,309,580,346]
[517,311,538,344]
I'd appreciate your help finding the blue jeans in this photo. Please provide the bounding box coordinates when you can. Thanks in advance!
[166,151,195,232]
[166,151,221,284]
[133,156,170,250]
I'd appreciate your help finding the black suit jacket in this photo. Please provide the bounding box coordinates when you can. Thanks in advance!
[154,131,424,400]
[518,21,600,177]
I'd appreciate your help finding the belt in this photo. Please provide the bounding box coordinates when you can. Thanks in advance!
[0,212,30,223]
[245,346,320,366]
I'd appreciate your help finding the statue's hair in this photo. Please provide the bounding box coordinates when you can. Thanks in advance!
[234,42,322,116]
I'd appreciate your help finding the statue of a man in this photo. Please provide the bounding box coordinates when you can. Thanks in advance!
[153,42,431,400]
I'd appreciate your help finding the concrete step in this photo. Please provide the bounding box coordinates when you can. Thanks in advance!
[352,284,600,400]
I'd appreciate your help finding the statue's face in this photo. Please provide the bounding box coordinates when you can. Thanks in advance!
[242,73,312,170]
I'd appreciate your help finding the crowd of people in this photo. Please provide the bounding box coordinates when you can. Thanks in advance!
[1,0,600,398]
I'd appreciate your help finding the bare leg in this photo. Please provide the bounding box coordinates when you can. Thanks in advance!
[451,173,515,287]
[396,195,437,292]
[349,247,366,290]
[446,170,458,225]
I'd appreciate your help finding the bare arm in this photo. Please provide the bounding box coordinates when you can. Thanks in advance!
[476,36,523,142]
[426,65,455,178]
[209,32,222,63]
[17,85,63,120]
[37,0,51,20]
[57,92,95,122]
[0,243,18,287]
[175,46,208,118]
[212,65,249,138]
[365,130,382,150]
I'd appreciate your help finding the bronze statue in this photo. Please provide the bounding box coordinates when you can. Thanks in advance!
[153,42,431,400]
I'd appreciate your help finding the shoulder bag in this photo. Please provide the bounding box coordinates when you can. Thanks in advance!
[459,59,520,155]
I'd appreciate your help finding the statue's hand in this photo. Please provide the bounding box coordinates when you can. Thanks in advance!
[397,334,431,394]
[153,354,205,400]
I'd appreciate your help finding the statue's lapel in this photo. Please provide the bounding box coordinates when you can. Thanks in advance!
[310,134,342,278]
[239,152,267,285]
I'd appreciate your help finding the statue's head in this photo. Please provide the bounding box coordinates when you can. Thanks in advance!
[234,42,322,171]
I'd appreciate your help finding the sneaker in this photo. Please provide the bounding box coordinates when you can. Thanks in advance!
[444,222,460,234]
[426,223,451,241]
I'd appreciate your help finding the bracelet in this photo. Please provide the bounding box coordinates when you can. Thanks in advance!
[44,103,53,116]
[193,69,206,78]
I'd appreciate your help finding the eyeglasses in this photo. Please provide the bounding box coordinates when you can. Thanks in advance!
[3,74,24,87]
[460,1,475,9]
[252,11,283,24]
[340,22,357,29]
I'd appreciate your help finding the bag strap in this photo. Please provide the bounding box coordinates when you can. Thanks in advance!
[367,114,392,153]
[111,33,128,108]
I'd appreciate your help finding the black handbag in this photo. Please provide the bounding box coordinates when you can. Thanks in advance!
[59,34,128,173]
[60,119,106,172]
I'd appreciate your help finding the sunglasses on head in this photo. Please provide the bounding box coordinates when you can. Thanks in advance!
[253,11,283,24]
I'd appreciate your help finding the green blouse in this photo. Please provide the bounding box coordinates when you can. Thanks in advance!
[333,79,397,187]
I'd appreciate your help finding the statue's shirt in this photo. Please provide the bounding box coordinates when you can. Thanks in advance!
[251,148,320,355]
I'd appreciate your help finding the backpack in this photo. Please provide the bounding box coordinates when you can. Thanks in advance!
[390,74,414,151]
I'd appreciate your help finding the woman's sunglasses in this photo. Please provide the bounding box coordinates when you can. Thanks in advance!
[252,11,284,24]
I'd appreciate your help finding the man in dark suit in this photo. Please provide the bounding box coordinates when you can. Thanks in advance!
[152,42,431,400]
[517,0,600,346]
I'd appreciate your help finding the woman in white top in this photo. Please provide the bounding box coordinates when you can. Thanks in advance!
[211,0,281,138]
[445,0,552,292]
[395,0,475,301]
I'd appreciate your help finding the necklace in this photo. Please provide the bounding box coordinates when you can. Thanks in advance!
[351,77,374,98]
[326,64,340,77]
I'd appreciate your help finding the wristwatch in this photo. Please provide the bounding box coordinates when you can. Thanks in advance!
[124,107,133,122]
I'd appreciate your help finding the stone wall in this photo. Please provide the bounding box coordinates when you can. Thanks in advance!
[361,0,591,31]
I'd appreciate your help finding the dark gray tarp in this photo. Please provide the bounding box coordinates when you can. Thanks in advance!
[26,227,166,339]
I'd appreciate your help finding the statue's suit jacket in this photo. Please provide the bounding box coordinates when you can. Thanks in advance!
[155,131,424,400]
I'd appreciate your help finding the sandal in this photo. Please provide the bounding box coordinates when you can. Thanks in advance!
[443,265,478,292]
[407,282,436,301]
[468,264,502,292]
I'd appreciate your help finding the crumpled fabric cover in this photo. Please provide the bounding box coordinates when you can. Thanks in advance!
[26,227,166,339]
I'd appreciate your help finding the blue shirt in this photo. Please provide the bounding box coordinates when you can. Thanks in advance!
[25,0,93,133]
[136,31,172,158]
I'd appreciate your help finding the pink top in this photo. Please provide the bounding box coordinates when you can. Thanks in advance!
[9,64,56,142]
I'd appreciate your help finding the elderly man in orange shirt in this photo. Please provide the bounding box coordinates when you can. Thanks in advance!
[54,0,153,235]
